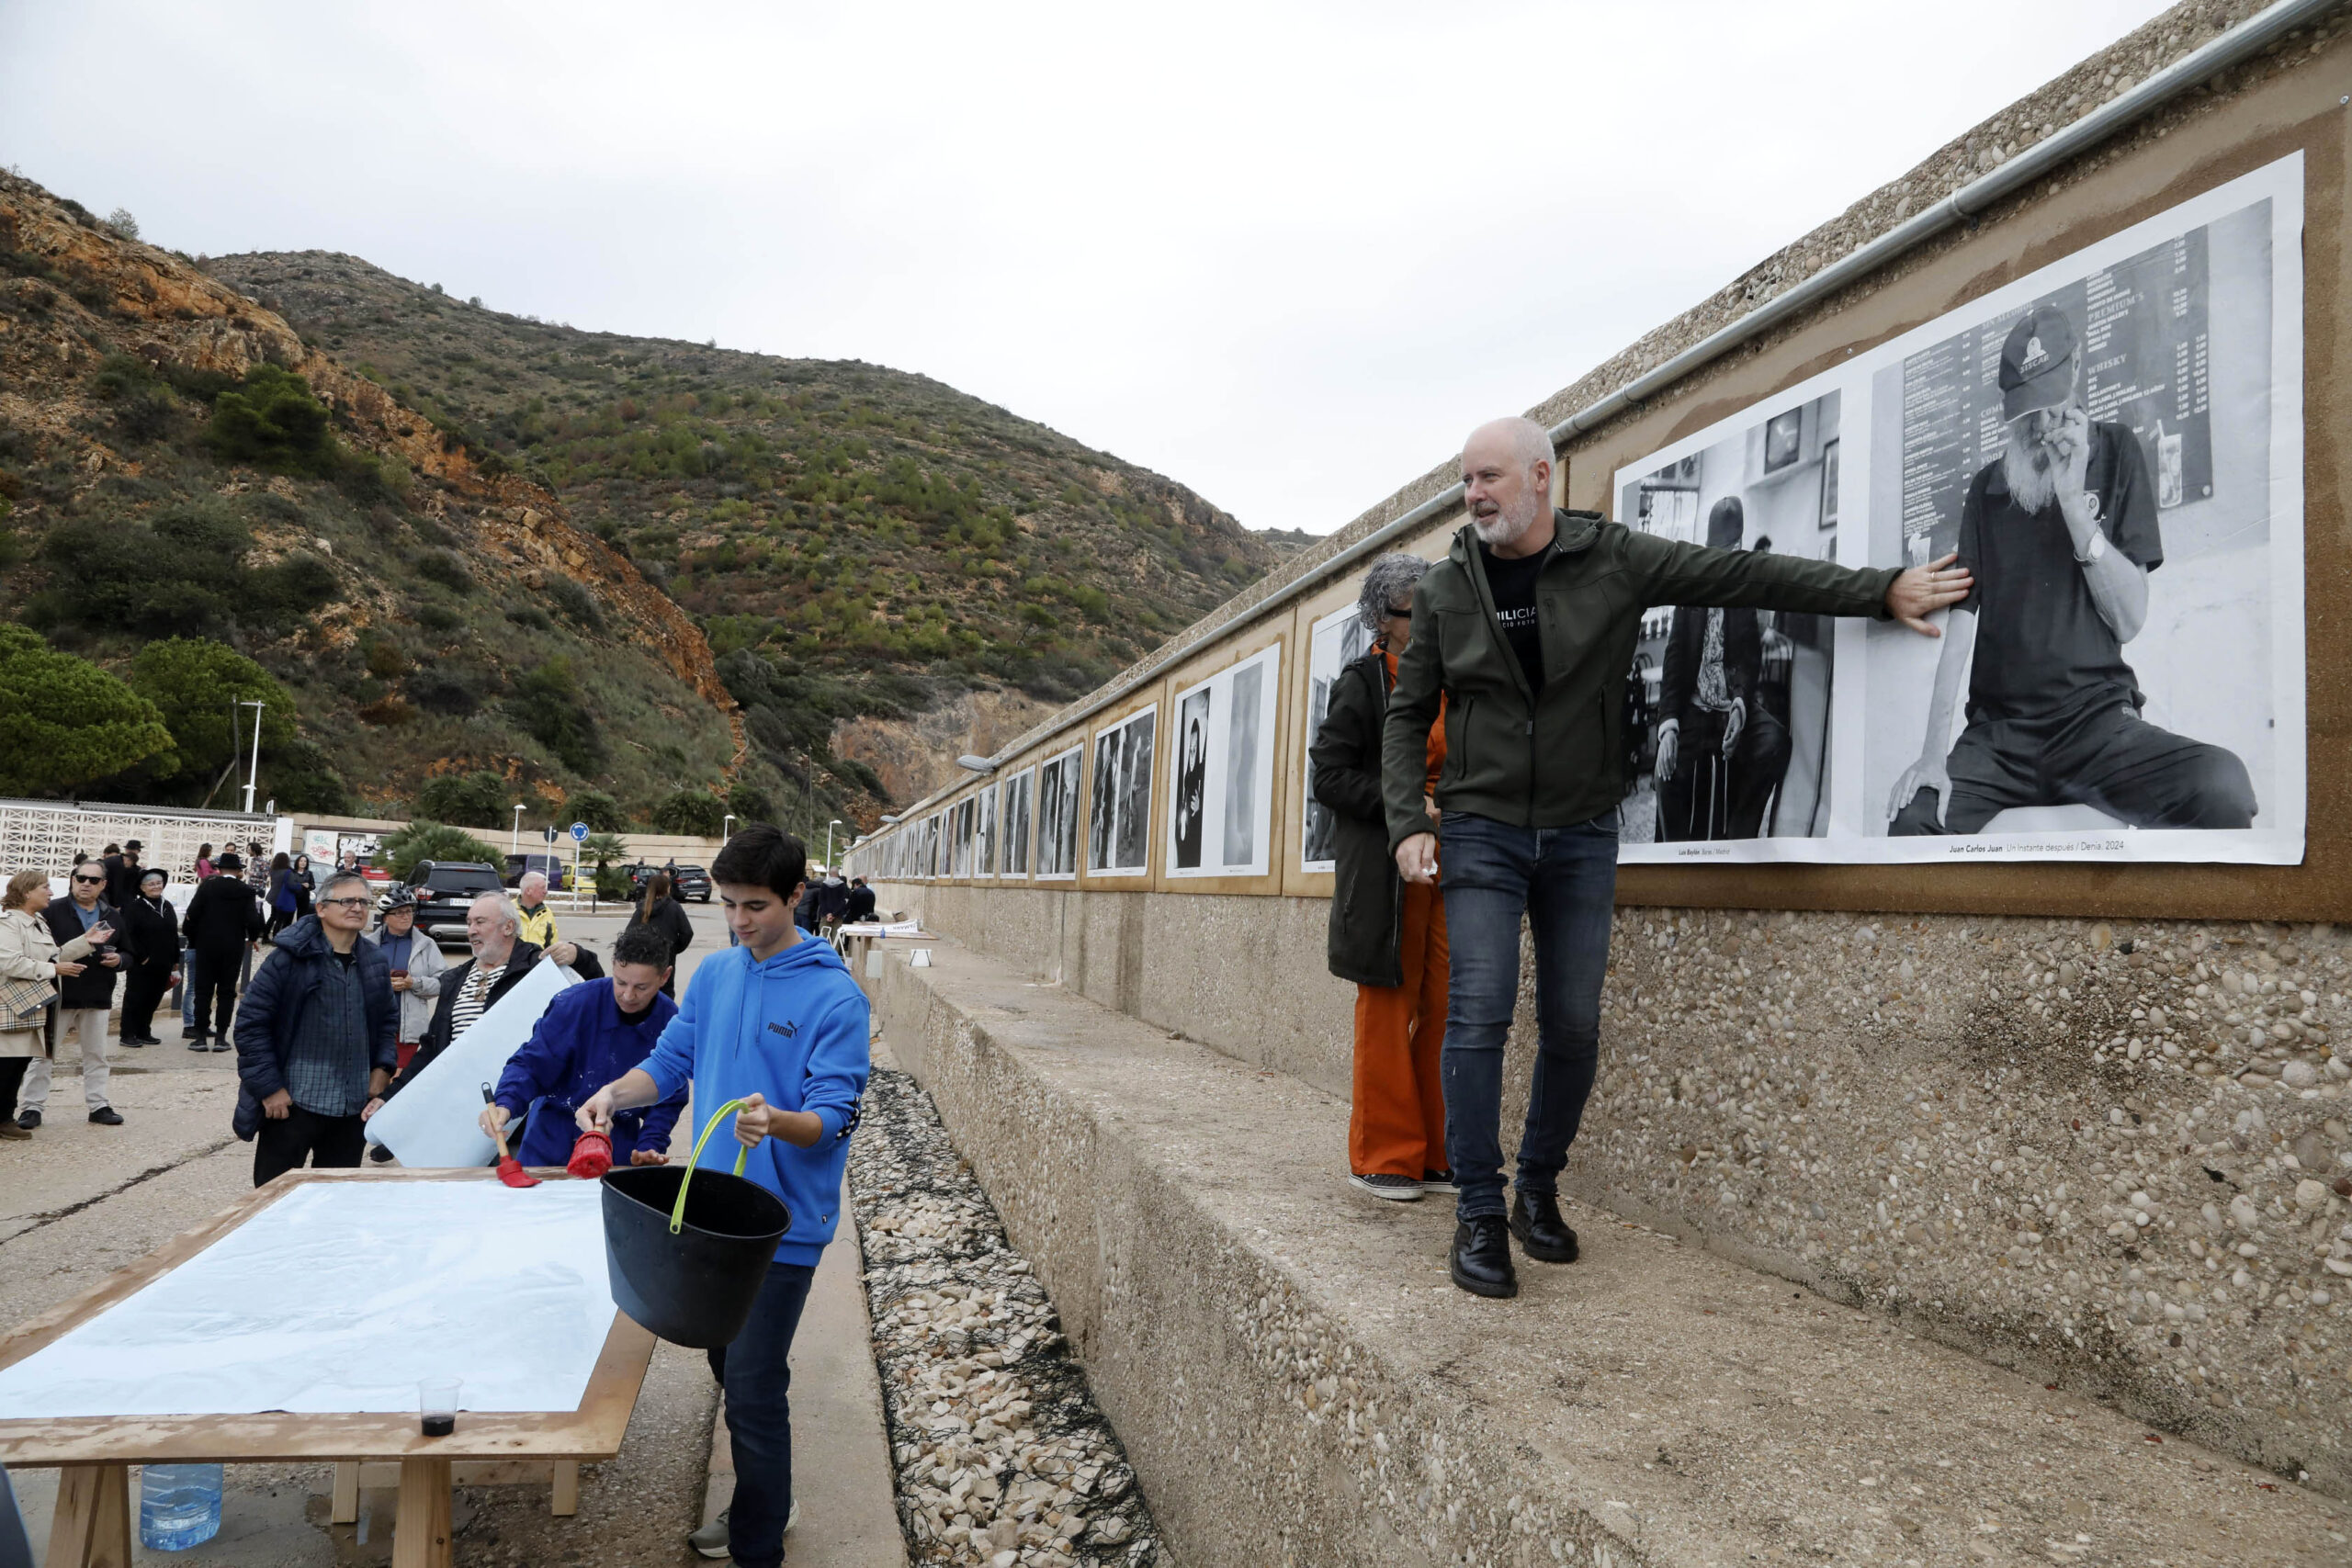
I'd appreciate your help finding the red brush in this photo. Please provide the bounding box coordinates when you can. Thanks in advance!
[481,1083,541,1189]
[567,1129,614,1180]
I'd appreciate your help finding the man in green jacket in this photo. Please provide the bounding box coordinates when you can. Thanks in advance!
[1383,416,1969,1298]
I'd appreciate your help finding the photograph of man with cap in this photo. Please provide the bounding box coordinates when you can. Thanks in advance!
[1888,302,2256,835]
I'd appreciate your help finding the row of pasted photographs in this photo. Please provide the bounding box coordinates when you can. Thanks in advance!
[862,153,2306,880]
[862,640,1285,884]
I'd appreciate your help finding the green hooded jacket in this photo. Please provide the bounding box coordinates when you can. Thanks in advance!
[1379,510,1898,849]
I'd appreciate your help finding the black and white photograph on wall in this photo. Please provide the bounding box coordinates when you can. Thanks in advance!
[997,768,1033,878]
[1168,644,1282,878]
[1088,706,1157,876]
[950,795,977,878]
[1863,153,2303,863]
[1612,391,1843,856]
[1300,602,1374,873]
[1035,744,1082,880]
[1174,687,1210,869]
[976,780,1000,876]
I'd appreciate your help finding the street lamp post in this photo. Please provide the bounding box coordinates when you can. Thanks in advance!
[512,804,526,858]
[237,701,266,814]
[824,818,844,870]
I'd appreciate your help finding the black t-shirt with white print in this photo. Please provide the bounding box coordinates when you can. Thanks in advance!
[1477,542,1547,695]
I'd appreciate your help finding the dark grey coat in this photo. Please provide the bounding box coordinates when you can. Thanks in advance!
[1310,645,1408,989]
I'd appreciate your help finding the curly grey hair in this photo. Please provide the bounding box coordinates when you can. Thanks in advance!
[1357,552,1429,634]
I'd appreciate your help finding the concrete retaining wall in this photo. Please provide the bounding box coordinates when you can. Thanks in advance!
[877,879,2352,1498]
[873,941,2352,1564]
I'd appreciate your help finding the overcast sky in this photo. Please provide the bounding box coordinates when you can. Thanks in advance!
[3,1,2173,535]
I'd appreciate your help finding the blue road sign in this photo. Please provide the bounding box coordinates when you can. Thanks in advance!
[570,821,590,841]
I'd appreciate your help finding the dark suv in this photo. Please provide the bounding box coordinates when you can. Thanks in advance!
[408,860,507,942]
[628,862,712,902]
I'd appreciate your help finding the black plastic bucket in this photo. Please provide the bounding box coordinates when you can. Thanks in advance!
[601,1164,790,1348]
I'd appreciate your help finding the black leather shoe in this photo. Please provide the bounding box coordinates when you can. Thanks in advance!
[16,1109,39,1131]
[1449,1215,1518,1298]
[1509,1191,1580,1263]
[88,1107,124,1126]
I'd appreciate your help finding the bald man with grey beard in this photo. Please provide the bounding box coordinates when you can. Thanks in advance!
[1889,304,2256,836]
[1384,415,1969,1298]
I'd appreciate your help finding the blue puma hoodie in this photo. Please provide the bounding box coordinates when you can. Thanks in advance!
[640,930,871,1266]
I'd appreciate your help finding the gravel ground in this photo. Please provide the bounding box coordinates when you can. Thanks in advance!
[847,1069,1164,1568]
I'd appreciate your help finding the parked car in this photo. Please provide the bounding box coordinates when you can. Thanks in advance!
[626,862,712,902]
[407,860,508,942]
[503,852,573,891]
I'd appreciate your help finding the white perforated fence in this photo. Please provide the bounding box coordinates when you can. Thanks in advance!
[0,798,290,886]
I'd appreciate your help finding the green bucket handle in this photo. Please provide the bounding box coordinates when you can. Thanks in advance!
[668,1097,755,1235]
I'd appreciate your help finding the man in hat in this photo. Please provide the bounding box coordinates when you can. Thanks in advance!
[1651,495,1785,841]
[181,852,265,1048]
[1888,304,2256,835]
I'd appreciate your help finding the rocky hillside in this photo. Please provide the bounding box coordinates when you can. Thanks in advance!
[206,252,1304,803]
[0,171,757,824]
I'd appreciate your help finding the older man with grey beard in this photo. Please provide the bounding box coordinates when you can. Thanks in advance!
[1384,415,1969,1298]
[1888,303,2256,836]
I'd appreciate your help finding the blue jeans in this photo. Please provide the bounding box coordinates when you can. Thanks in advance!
[707,1259,818,1568]
[1438,809,1619,1220]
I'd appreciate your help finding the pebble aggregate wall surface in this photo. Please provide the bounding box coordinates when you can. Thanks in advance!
[1589,906,2352,1495]
[849,1066,1168,1568]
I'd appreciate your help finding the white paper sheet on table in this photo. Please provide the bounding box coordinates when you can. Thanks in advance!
[365,958,576,1168]
[0,1180,615,1418]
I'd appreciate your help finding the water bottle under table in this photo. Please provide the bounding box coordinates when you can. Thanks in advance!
[139,1463,222,1551]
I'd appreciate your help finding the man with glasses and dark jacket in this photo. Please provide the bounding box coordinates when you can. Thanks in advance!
[22,861,126,1128]
[1382,416,1969,1298]
[233,872,397,1186]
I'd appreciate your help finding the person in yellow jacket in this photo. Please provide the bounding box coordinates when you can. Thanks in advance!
[514,870,561,952]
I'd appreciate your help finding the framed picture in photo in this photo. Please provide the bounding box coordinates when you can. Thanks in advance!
[1818,437,1839,530]
[1763,406,1804,472]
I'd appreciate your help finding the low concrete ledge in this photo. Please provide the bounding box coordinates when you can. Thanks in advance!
[876,942,2351,1568]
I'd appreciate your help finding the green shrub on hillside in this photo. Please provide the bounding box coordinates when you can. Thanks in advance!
[0,626,173,796]
[568,788,628,832]
[31,504,253,637]
[413,770,511,826]
[417,548,473,594]
[543,574,604,632]
[727,782,774,823]
[263,737,351,814]
[206,364,335,474]
[382,819,503,882]
[650,790,725,837]
[510,657,604,775]
[90,353,176,444]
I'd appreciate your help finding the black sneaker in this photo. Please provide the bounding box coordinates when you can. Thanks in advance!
[1448,1215,1518,1298]
[185,1035,210,1051]
[1348,1171,1422,1201]
[88,1107,124,1126]
[368,1144,396,1164]
[16,1109,39,1131]
[1420,1169,1459,1195]
[208,1040,233,1052]
[1509,1191,1580,1264]
[120,1036,148,1048]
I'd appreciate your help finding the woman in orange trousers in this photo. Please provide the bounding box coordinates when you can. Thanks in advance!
[1308,553,1452,1200]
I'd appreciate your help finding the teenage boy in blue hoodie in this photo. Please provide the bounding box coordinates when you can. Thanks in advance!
[577,825,869,1568]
